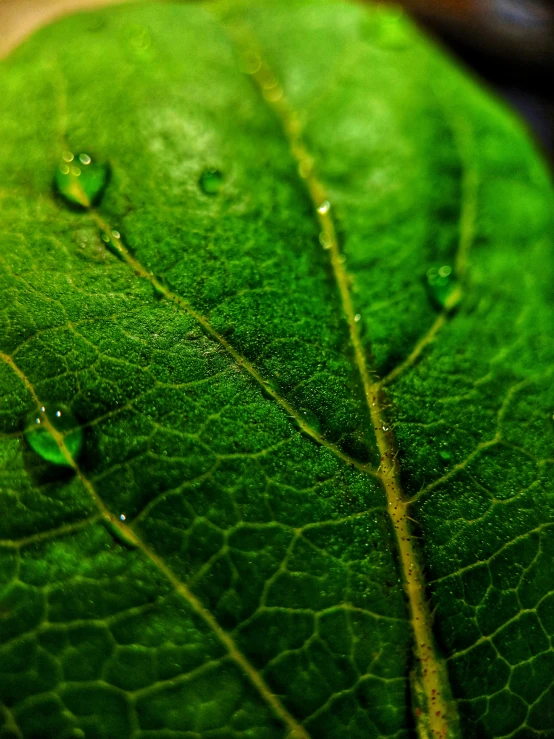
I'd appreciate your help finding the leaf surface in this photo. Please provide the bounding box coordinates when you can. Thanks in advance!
[0,2,553,738]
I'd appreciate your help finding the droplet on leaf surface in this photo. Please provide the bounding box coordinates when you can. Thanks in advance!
[24,404,83,467]
[100,230,126,261]
[199,168,223,195]
[425,265,461,309]
[298,408,322,434]
[54,152,109,208]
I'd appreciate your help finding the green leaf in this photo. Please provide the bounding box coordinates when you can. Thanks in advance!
[1,2,553,738]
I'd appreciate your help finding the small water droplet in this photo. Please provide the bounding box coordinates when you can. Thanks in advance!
[120,514,126,521]
[354,313,361,322]
[54,152,109,209]
[317,200,331,215]
[24,404,83,467]
[100,230,126,261]
[382,426,390,432]
[199,168,223,195]
[241,51,261,75]
[262,76,278,91]
[425,265,461,310]
[263,85,283,102]
[298,157,313,178]
[439,450,452,462]
[298,408,322,434]
[337,254,346,264]
[319,231,333,249]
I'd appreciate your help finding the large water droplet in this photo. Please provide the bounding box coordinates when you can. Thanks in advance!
[425,265,461,309]
[54,152,109,208]
[199,168,223,195]
[24,404,83,467]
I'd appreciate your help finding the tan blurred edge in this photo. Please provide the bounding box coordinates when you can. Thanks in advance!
[0,0,136,58]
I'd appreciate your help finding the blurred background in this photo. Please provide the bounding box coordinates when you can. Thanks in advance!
[1,0,553,160]
[377,0,554,160]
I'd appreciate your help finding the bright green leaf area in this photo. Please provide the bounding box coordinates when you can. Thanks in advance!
[0,1,553,738]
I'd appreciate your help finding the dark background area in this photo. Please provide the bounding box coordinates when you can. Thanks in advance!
[377,0,554,162]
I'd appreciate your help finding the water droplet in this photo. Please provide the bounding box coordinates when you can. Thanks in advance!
[425,265,461,310]
[262,76,278,91]
[199,168,223,195]
[319,231,333,249]
[298,157,313,178]
[241,51,261,75]
[439,450,452,462]
[263,85,283,102]
[317,200,331,215]
[120,514,126,521]
[354,313,361,322]
[100,230,126,261]
[24,404,83,467]
[54,153,109,209]
[298,408,322,434]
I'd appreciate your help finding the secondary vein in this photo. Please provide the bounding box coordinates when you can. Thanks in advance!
[90,211,379,480]
[0,350,310,739]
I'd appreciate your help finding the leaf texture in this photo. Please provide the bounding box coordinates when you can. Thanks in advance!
[0,2,553,738]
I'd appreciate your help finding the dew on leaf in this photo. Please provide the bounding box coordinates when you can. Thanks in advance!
[54,152,109,208]
[354,313,361,322]
[319,231,332,249]
[241,51,261,75]
[24,404,83,467]
[439,450,452,462]
[298,408,322,434]
[426,265,461,310]
[100,230,126,261]
[317,200,331,215]
[199,168,223,195]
